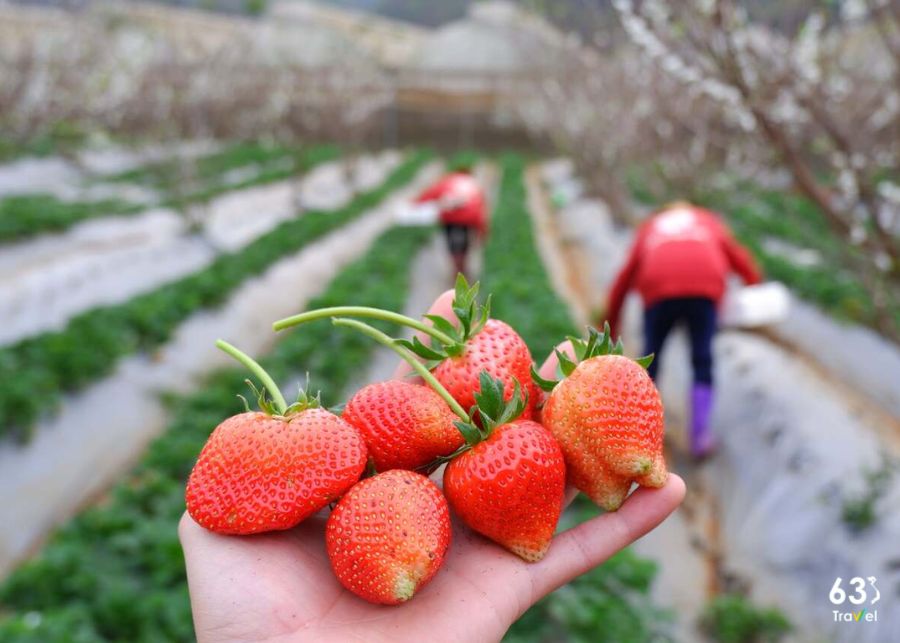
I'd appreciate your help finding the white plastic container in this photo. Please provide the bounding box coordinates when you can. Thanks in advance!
[720,282,791,328]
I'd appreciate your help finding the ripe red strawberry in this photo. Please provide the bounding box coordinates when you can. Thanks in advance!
[404,275,539,420]
[443,373,565,561]
[342,380,462,472]
[186,340,367,535]
[272,276,539,418]
[326,469,451,605]
[432,317,538,420]
[186,408,367,534]
[536,326,667,511]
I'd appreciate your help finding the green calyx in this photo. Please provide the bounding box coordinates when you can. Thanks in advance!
[530,323,654,393]
[272,274,491,370]
[453,370,528,447]
[216,339,319,418]
[329,318,470,420]
[324,318,524,468]
[237,379,321,418]
[398,273,490,365]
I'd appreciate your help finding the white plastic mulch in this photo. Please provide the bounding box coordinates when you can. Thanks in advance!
[0,152,401,346]
[539,158,900,643]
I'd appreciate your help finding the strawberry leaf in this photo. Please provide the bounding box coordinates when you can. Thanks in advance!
[495,379,526,426]
[243,379,280,415]
[386,275,488,365]
[448,273,489,343]
[454,420,483,446]
[556,349,578,377]
[474,370,505,420]
[531,364,559,392]
[397,337,448,361]
[236,393,252,413]
[635,353,655,369]
[424,314,460,340]
[243,375,321,418]
[552,323,653,377]
[471,370,527,438]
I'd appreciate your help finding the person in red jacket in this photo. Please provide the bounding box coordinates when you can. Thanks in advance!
[605,202,762,459]
[415,167,487,278]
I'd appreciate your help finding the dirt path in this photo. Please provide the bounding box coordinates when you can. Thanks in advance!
[349,161,497,390]
[0,162,441,578]
[527,161,900,643]
[524,164,591,328]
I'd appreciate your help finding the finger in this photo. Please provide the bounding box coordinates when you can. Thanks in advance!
[391,289,457,380]
[527,474,686,600]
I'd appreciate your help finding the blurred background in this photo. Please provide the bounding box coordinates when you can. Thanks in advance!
[0,0,898,641]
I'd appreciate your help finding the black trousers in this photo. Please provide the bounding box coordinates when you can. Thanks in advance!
[643,297,716,384]
[442,224,471,255]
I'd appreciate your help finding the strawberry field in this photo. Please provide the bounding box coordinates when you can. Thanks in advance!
[0,134,898,642]
[1,2,899,641]
[0,147,672,641]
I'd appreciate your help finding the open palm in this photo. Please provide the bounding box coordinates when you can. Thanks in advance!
[181,476,682,643]
[179,291,685,642]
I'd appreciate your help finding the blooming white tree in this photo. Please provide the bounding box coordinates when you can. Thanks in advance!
[517,0,899,338]
[0,4,392,151]
[615,0,899,337]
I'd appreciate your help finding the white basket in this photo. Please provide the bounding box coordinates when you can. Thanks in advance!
[720,282,791,328]
[394,202,440,226]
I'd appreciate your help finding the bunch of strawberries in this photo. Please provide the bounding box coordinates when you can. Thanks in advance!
[185,277,668,605]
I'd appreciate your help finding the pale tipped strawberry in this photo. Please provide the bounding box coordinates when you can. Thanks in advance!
[313,320,565,562]
[185,340,367,535]
[326,469,451,605]
[342,380,463,472]
[272,274,541,420]
[535,325,667,511]
[443,372,565,562]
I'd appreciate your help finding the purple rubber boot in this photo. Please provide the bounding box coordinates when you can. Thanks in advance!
[690,383,716,460]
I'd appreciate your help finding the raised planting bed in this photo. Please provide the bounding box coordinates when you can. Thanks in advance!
[0,151,430,442]
[0,224,435,641]
[484,155,671,641]
[0,143,339,242]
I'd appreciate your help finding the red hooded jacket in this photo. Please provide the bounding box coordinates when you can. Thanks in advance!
[416,173,487,237]
[606,205,761,335]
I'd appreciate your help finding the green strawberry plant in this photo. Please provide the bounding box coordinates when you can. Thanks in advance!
[0,150,430,442]
[488,154,671,642]
[0,223,435,640]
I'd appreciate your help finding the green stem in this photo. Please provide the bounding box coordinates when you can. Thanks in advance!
[331,318,469,420]
[273,306,455,346]
[215,339,288,415]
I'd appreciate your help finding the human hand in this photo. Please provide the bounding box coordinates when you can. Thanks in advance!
[179,291,685,643]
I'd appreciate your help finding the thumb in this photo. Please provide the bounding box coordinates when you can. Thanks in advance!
[523,474,685,602]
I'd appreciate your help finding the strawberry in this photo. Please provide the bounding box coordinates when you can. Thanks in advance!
[273,275,540,420]
[443,373,565,562]
[535,325,667,511]
[403,275,540,420]
[185,340,367,535]
[431,317,538,421]
[342,380,463,472]
[326,469,451,605]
